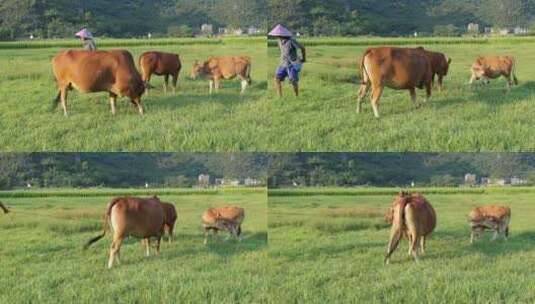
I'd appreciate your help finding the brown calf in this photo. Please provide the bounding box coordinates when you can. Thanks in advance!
[469,55,518,89]
[160,201,178,243]
[468,205,511,244]
[84,196,164,269]
[201,206,245,244]
[385,192,436,264]
[139,51,182,95]
[191,56,252,94]
[358,47,433,118]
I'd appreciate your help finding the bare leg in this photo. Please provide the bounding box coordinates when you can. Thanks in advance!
[274,78,282,97]
[292,82,299,97]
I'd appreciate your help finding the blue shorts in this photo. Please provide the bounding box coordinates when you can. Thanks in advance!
[276,64,302,84]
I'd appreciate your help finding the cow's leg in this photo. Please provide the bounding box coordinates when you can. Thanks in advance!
[505,75,513,91]
[409,88,419,107]
[420,236,426,254]
[356,83,369,114]
[144,238,151,257]
[172,73,178,94]
[370,85,383,118]
[145,74,152,96]
[425,81,432,103]
[156,237,161,255]
[60,86,69,117]
[214,78,221,93]
[411,236,420,263]
[437,75,443,92]
[240,76,248,94]
[491,228,498,241]
[109,93,117,115]
[163,75,169,94]
[209,80,214,94]
[130,97,144,115]
[203,226,209,245]
[108,236,123,269]
[470,228,475,244]
[168,223,175,244]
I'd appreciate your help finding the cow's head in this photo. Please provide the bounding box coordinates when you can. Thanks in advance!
[470,58,490,84]
[190,60,206,79]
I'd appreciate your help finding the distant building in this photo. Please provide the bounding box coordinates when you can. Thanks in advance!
[247,26,261,35]
[464,173,477,185]
[233,28,244,36]
[467,23,479,35]
[511,177,527,185]
[244,178,261,186]
[484,27,492,35]
[201,24,213,35]
[198,174,210,188]
[218,27,227,35]
[514,27,528,35]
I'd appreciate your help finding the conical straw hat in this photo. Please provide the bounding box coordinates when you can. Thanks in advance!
[268,24,293,37]
[75,28,93,39]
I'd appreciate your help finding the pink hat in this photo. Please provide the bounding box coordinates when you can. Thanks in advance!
[75,28,93,39]
[268,24,293,37]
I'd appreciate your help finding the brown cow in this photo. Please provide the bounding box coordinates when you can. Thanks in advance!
[160,201,178,243]
[0,201,9,214]
[358,47,433,118]
[385,192,436,264]
[468,205,511,244]
[191,56,252,94]
[84,196,164,269]
[139,51,182,95]
[417,48,451,92]
[52,49,145,116]
[201,206,245,245]
[469,55,518,89]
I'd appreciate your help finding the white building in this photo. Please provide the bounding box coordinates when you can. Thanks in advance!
[198,174,210,188]
[201,24,213,35]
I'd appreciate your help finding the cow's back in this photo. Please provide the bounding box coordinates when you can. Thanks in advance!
[140,51,180,75]
[407,195,436,235]
[207,56,250,77]
[110,197,164,238]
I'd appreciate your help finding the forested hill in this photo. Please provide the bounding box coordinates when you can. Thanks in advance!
[268,0,535,36]
[0,0,267,40]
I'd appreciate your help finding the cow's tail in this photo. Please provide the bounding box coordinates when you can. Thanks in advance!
[512,58,519,85]
[360,49,372,85]
[384,200,407,264]
[83,198,119,249]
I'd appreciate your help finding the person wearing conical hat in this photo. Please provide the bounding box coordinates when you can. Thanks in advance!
[269,24,306,97]
[75,28,97,51]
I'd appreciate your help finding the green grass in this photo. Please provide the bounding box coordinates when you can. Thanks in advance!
[268,188,535,303]
[0,38,268,151]
[266,38,535,151]
[0,189,267,303]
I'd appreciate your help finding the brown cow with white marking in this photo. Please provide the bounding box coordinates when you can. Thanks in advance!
[201,206,245,245]
[358,47,433,118]
[52,49,145,116]
[468,205,510,244]
[385,192,436,264]
[84,196,164,269]
[469,55,518,89]
[139,51,182,95]
[191,56,252,94]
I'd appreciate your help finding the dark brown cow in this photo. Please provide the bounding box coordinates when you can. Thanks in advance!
[358,47,433,118]
[84,196,164,269]
[191,56,252,94]
[418,48,451,91]
[52,50,145,116]
[160,201,178,243]
[468,205,511,244]
[385,192,436,264]
[201,206,245,244]
[469,55,518,89]
[139,51,182,95]
[0,201,9,214]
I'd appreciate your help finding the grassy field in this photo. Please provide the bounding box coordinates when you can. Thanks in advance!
[0,189,267,303]
[268,188,535,303]
[266,38,535,151]
[0,37,268,151]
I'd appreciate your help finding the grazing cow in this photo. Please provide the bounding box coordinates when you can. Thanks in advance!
[385,192,436,264]
[358,47,433,118]
[469,55,518,89]
[160,201,178,243]
[84,196,164,269]
[468,205,511,244]
[417,48,451,91]
[191,56,252,94]
[139,51,182,95]
[0,202,9,214]
[52,49,145,116]
[201,206,245,245]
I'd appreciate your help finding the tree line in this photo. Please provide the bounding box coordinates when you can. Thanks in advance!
[268,153,535,188]
[0,0,267,40]
[268,0,535,36]
[0,153,268,189]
